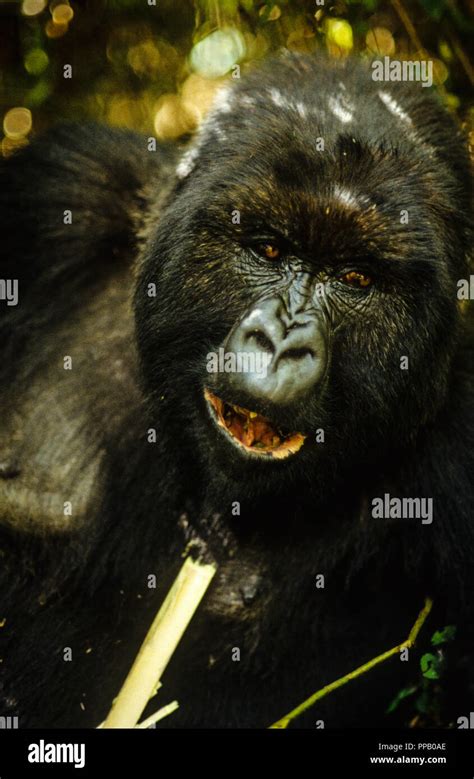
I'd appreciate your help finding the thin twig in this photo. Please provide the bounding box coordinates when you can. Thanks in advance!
[269,597,433,729]
[446,30,474,86]
[391,0,426,55]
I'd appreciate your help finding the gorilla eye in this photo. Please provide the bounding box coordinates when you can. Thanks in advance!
[256,242,281,261]
[340,270,373,288]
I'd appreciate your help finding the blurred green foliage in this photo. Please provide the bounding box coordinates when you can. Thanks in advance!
[0,0,472,154]
[387,625,458,727]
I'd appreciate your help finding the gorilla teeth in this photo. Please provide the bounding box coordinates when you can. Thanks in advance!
[204,389,305,459]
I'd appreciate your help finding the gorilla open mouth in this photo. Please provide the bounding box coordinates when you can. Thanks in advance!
[204,389,306,458]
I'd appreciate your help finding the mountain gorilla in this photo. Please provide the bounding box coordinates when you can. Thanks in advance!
[0,54,472,728]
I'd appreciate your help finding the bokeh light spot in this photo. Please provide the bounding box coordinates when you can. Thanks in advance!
[366,27,396,56]
[3,107,33,139]
[24,49,49,76]
[45,20,68,38]
[22,0,46,16]
[326,19,353,52]
[190,28,246,79]
[154,94,199,140]
[52,4,74,24]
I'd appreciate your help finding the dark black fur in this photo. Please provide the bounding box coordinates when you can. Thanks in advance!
[0,55,472,728]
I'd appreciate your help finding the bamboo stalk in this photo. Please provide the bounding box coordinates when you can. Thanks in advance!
[136,701,179,729]
[102,555,216,729]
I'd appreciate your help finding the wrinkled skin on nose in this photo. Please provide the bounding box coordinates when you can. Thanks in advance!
[224,295,327,406]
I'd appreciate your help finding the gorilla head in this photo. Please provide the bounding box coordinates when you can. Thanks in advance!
[134,54,470,502]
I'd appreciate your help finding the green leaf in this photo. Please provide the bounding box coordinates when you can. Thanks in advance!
[420,652,441,680]
[431,625,456,646]
[386,684,418,714]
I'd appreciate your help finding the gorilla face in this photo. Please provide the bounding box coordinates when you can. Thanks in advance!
[134,55,465,498]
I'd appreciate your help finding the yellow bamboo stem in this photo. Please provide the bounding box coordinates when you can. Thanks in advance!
[135,701,179,729]
[102,556,216,729]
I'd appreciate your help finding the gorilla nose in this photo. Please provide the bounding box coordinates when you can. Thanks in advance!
[224,298,326,406]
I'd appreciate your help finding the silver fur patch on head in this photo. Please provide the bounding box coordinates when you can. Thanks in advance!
[240,95,256,108]
[175,86,235,180]
[328,94,354,123]
[176,145,200,179]
[211,86,234,115]
[269,88,308,118]
[333,185,359,208]
[378,91,412,124]
[332,185,372,209]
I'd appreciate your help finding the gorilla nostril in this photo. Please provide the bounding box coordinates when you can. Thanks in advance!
[222,299,326,406]
[281,347,314,362]
[247,329,275,355]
